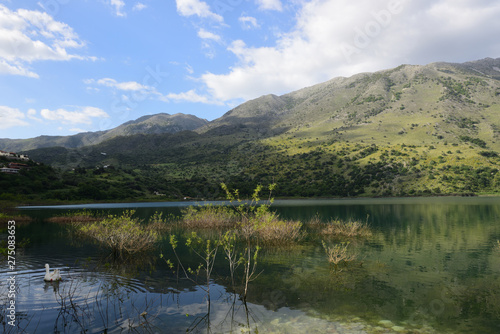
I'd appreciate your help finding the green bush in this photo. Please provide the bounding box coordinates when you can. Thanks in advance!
[479,151,499,158]
[181,204,238,229]
[459,136,487,148]
[320,218,372,238]
[76,210,162,255]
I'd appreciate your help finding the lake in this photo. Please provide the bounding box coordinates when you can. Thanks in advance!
[2,197,500,333]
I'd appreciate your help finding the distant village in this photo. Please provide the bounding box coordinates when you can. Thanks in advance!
[0,150,30,174]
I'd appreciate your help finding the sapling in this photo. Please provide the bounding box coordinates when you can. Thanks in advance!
[163,232,219,298]
[221,230,240,290]
[241,244,261,301]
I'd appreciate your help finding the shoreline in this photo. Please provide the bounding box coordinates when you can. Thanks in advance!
[10,193,500,210]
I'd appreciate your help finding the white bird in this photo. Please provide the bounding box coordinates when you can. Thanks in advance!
[44,264,62,282]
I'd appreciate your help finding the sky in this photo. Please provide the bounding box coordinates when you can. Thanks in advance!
[0,0,499,139]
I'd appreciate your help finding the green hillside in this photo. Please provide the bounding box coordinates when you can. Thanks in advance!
[17,58,500,200]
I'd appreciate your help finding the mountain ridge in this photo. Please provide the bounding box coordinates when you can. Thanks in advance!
[0,112,208,152]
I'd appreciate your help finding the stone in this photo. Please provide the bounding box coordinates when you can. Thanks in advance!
[378,319,395,328]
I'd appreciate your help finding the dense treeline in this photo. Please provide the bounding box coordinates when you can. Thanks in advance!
[0,160,142,202]
[1,141,499,203]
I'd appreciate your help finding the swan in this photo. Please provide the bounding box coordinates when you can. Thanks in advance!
[44,264,62,282]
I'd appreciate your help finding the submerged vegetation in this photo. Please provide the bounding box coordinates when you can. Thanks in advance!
[181,204,238,229]
[220,182,304,245]
[74,210,166,255]
[181,183,304,245]
[322,241,357,269]
[0,212,32,225]
[319,217,372,238]
[47,210,101,224]
[181,204,304,245]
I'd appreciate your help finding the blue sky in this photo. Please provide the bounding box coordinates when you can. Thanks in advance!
[1,0,499,139]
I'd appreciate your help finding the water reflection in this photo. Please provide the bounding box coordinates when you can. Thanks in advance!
[2,197,500,333]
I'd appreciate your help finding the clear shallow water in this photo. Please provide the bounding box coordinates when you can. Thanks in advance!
[2,197,500,333]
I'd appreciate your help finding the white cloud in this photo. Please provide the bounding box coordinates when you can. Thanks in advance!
[26,108,42,121]
[402,0,500,62]
[0,4,91,78]
[175,0,223,22]
[196,29,222,58]
[197,28,221,42]
[162,89,224,105]
[239,16,260,30]
[109,0,126,17]
[199,0,500,102]
[84,77,216,106]
[40,106,109,124]
[69,127,88,133]
[427,0,498,32]
[0,58,39,78]
[85,77,164,105]
[133,2,147,11]
[88,78,155,92]
[0,106,29,129]
[256,0,282,11]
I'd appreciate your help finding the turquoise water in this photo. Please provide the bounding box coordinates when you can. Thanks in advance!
[2,197,500,333]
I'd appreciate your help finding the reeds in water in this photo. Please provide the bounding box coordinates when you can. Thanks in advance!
[75,210,162,255]
[250,213,304,245]
[47,210,101,224]
[320,219,372,238]
[180,205,304,246]
[181,205,238,229]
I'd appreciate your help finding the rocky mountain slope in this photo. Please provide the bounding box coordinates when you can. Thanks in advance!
[202,57,500,147]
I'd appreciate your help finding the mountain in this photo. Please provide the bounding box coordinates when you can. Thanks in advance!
[103,113,208,138]
[201,57,500,144]
[0,113,208,152]
[19,57,500,199]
